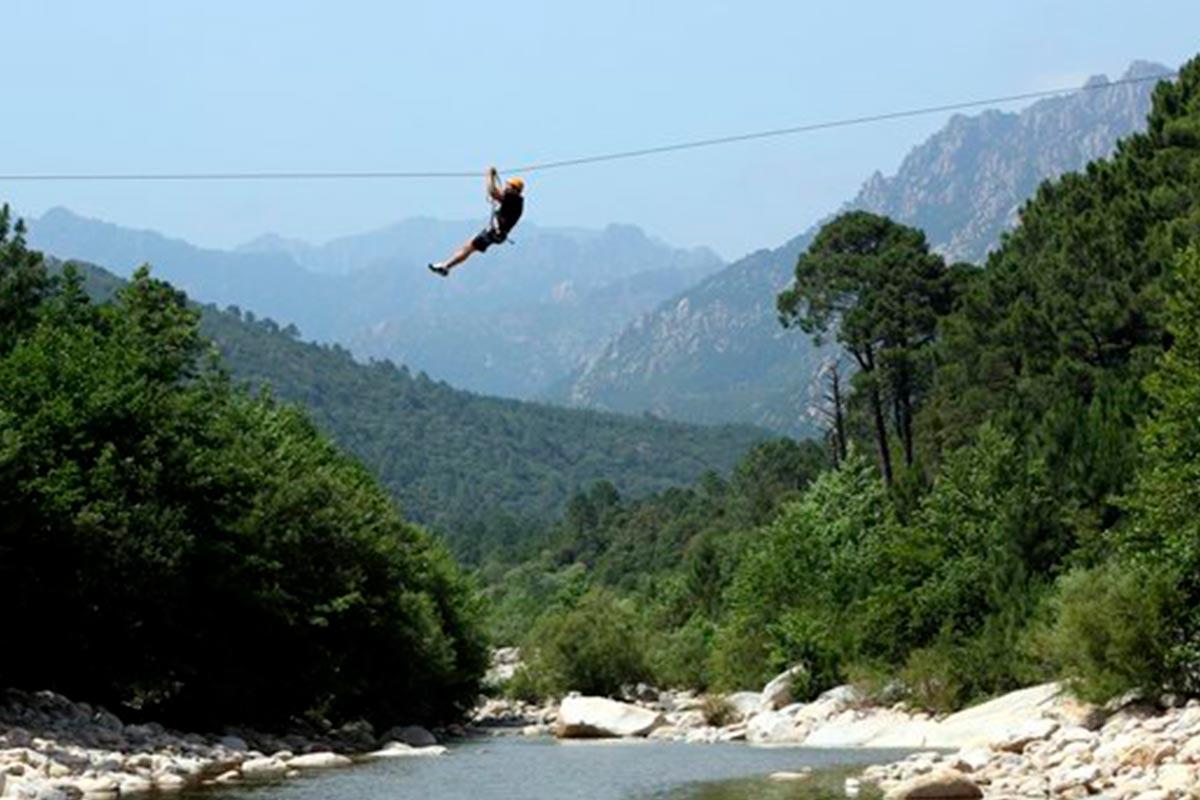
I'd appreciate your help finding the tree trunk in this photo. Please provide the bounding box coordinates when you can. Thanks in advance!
[900,387,915,467]
[871,384,894,486]
[828,363,847,465]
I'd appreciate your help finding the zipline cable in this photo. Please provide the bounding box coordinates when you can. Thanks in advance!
[0,71,1178,183]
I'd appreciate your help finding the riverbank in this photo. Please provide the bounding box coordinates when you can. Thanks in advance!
[475,665,1200,798]
[9,676,1200,800]
[0,688,445,799]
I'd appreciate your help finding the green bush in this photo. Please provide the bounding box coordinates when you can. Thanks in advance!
[899,644,964,713]
[521,588,651,697]
[647,614,715,691]
[1042,560,1181,702]
[712,455,889,691]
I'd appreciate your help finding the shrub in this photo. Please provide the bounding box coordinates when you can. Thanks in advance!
[1042,559,1181,702]
[899,643,964,713]
[700,694,737,727]
[522,588,651,697]
[647,614,714,691]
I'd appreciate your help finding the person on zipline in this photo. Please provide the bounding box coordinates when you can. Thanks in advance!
[428,166,525,276]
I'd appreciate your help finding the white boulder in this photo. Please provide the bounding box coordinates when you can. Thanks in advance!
[240,756,288,780]
[365,743,447,758]
[725,691,763,720]
[885,769,982,800]
[761,665,807,710]
[287,752,352,770]
[554,696,664,738]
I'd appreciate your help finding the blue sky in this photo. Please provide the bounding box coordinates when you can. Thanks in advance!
[2,1,1196,259]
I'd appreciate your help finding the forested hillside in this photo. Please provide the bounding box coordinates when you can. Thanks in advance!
[29,212,721,398]
[0,212,487,729]
[555,62,1165,436]
[495,59,1200,710]
[67,259,765,554]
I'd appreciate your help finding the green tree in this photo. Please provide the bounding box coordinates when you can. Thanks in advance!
[777,212,958,484]
[0,204,52,354]
[0,245,487,728]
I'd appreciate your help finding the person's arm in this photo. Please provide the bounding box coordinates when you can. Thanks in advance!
[486,166,504,202]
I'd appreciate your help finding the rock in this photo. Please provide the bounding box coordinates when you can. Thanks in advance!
[761,665,807,711]
[1129,792,1169,800]
[89,710,122,732]
[725,692,763,720]
[991,718,1060,753]
[6,728,33,748]
[746,709,801,744]
[1120,740,1177,768]
[684,727,719,744]
[554,696,664,738]
[768,771,810,781]
[647,726,681,741]
[671,710,706,729]
[382,725,437,748]
[153,774,188,792]
[213,770,241,784]
[287,752,352,770]
[1049,764,1100,793]
[364,743,447,758]
[44,784,83,800]
[331,720,376,751]
[116,775,153,795]
[948,748,992,773]
[884,770,983,800]
[1156,763,1194,793]
[240,756,289,780]
[1178,736,1200,763]
[920,683,1063,749]
[74,776,118,797]
[218,735,249,751]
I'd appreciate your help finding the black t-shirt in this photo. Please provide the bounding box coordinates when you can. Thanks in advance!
[495,191,524,234]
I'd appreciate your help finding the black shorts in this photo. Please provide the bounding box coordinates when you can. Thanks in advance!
[472,227,508,252]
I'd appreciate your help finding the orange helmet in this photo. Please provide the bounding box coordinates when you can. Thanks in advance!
[506,177,526,192]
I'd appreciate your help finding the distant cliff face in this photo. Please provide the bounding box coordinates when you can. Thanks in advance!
[555,62,1168,436]
[851,60,1163,263]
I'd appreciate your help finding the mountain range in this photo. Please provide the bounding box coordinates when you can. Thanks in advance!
[67,258,764,556]
[26,61,1169,439]
[551,61,1167,436]
[28,213,722,399]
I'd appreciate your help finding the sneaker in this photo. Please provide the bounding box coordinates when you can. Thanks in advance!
[427,263,449,277]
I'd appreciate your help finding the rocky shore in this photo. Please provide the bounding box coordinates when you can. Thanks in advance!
[861,696,1200,800]
[474,657,1200,799]
[11,656,1200,800]
[0,688,445,799]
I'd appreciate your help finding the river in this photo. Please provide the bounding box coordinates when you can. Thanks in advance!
[188,737,905,800]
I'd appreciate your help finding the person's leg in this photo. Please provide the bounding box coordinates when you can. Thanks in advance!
[441,240,477,271]
[431,239,478,274]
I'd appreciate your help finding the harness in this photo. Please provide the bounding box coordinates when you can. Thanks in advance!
[488,177,518,246]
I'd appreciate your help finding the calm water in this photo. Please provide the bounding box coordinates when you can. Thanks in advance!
[191,737,903,800]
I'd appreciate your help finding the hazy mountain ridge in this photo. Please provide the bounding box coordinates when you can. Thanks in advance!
[850,60,1165,263]
[58,257,767,547]
[27,212,723,398]
[554,61,1167,436]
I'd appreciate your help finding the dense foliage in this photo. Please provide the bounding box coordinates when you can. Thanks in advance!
[184,290,765,560]
[59,257,766,560]
[492,58,1200,711]
[0,213,487,729]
